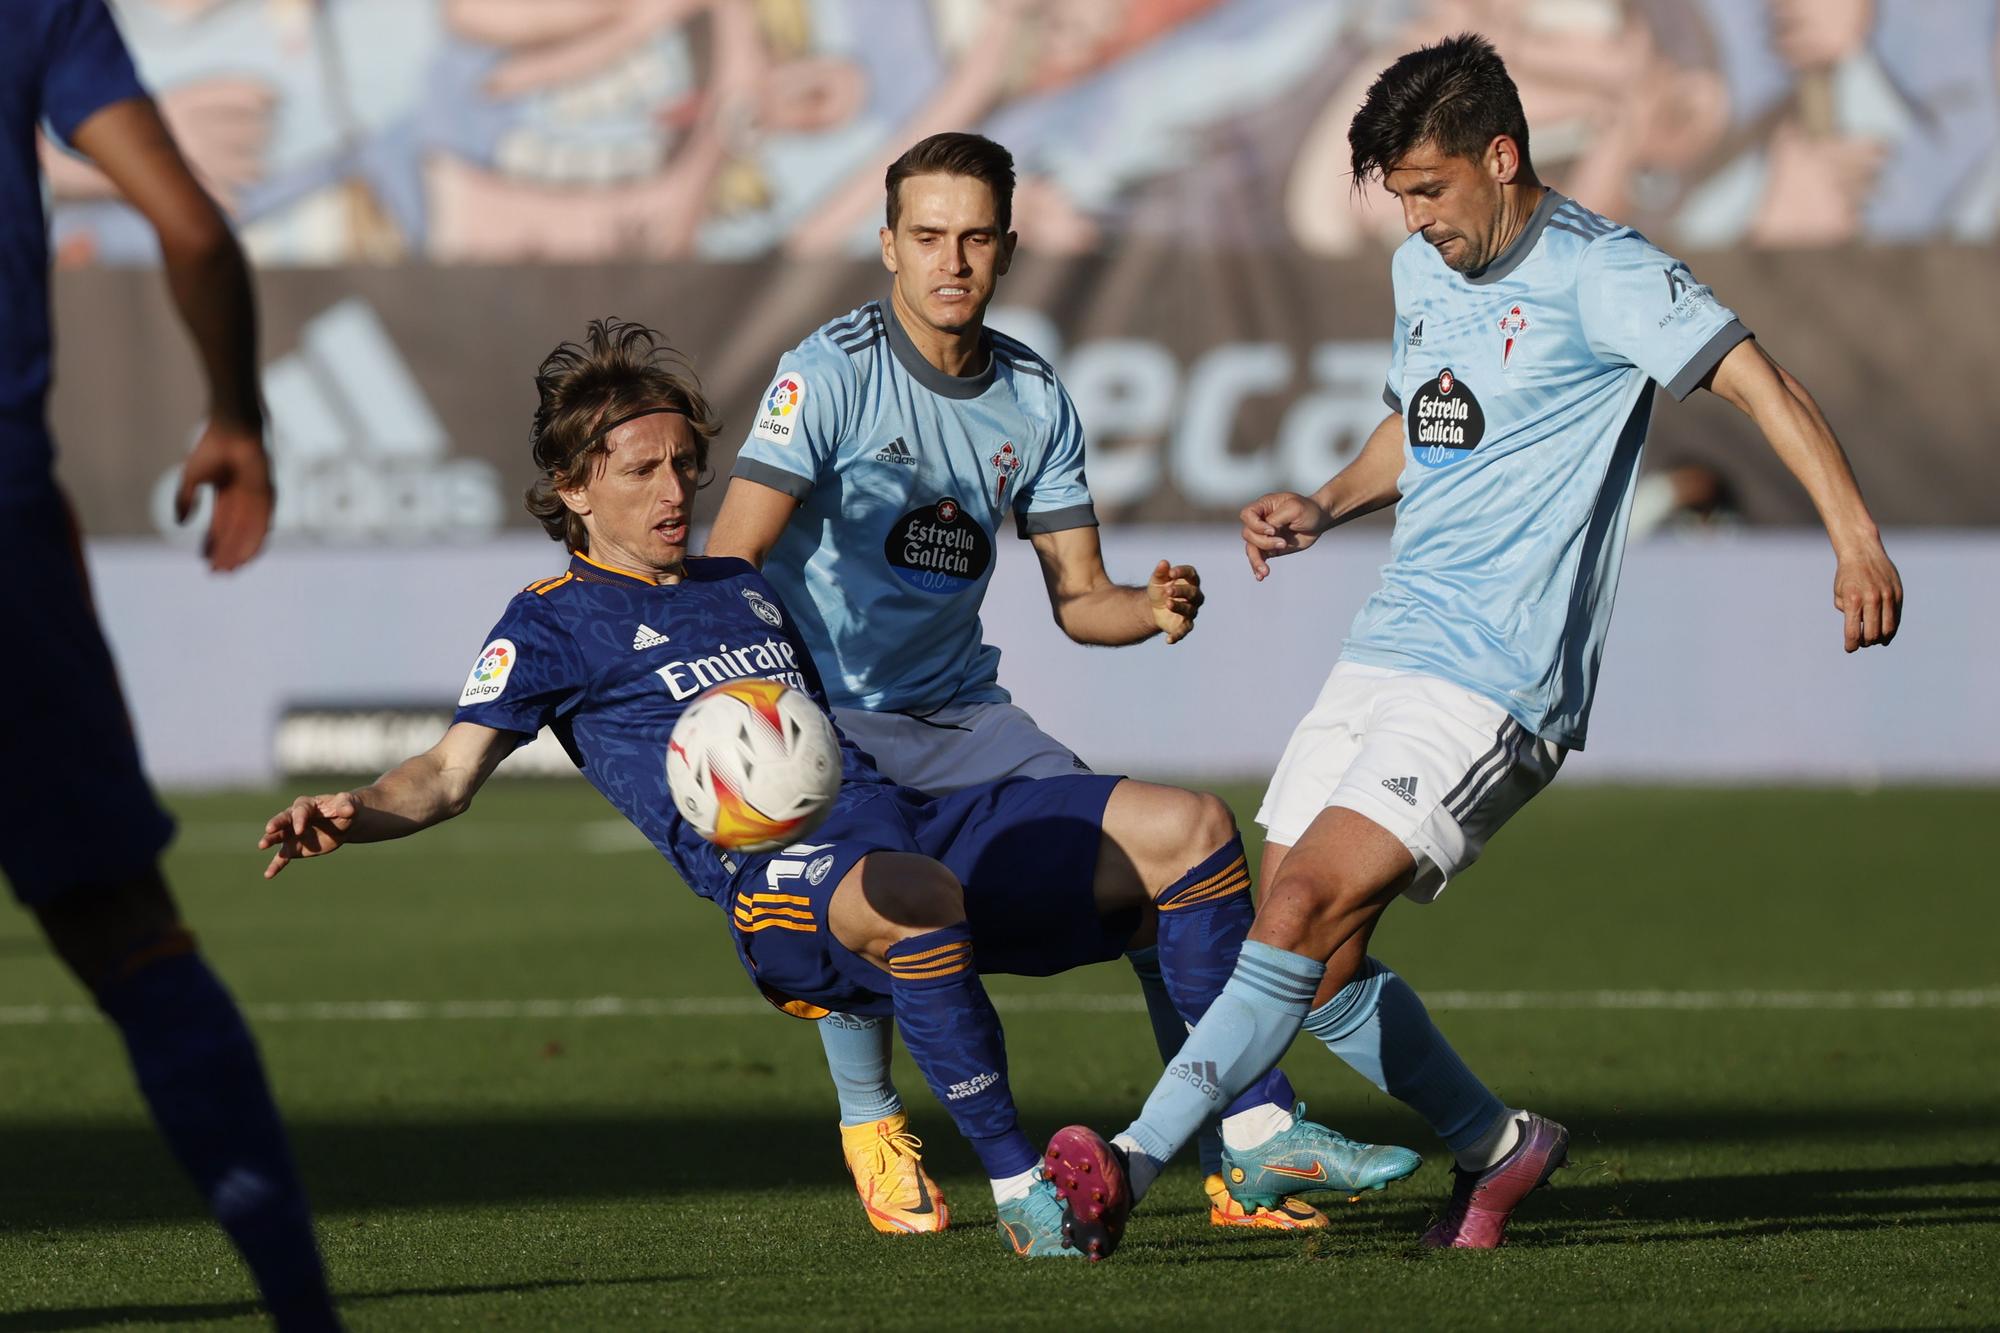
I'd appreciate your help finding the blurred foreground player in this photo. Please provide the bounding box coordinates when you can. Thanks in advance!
[1047,33,1904,1258]
[259,320,1418,1259]
[1,2,335,1327]
[708,132,1328,1235]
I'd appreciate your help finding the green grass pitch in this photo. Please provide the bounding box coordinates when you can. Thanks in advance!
[2,783,1995,1330]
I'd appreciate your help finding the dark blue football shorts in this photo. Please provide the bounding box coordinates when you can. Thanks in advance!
[0,485,175,905]
[726,774,1128,1018]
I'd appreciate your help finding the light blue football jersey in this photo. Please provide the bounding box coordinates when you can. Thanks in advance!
[730,302,1096,711]
[1345,190,1750,748]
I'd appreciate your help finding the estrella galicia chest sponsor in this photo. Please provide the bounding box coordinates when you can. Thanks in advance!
[1407,367,1487,469]
[883,496,993,594]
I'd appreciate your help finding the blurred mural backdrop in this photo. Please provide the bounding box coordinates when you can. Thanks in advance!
[41,0,2000,784]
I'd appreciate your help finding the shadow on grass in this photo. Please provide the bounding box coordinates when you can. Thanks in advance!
[2,1103,1993,1240]
[1100,1161,2000,1265]
[0,1275,687,1332]
[1525,1159,2000,1247]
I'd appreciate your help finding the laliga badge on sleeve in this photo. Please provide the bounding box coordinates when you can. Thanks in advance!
[459,638,517,706]
[752,369,806,444]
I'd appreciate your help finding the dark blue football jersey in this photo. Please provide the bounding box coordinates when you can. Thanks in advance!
[451,552,896,903]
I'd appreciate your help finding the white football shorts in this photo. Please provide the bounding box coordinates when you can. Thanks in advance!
[1256,662,1565,903]
[830,700,1091,798]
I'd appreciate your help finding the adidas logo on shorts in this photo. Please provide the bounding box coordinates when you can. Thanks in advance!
[1382,776,1419,806]
[632,624,669,650]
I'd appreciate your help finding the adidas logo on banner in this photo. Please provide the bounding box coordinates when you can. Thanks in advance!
[632,624,669,650]
[152,297,503,544]
[1382,776,1419,805]
[873,436,917,465]
[1169,1059,1222,1098]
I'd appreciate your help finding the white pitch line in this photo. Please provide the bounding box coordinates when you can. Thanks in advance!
[169,819,654,856]
[1,989,1996,1028]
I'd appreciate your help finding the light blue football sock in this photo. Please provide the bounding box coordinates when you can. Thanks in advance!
[1118,941,1322,1184]
[817,1012,903,1126]
[1126,946,1224,1176]
[1302,957,1507,1154]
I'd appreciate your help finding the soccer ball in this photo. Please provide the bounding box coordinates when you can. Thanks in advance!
[666,678,841,853]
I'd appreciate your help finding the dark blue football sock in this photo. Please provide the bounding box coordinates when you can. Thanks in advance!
[885,923,1037,1180]
[96,944,337,1331]
[1152,837,1299,1123]
[1126,946,1225,1176]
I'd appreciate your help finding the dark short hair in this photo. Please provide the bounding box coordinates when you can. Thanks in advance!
[524,319,719,552]
[884,132,1016,234]
[1348,33,1531,185]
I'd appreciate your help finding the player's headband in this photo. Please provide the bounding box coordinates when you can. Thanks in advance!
[588,405,688,444]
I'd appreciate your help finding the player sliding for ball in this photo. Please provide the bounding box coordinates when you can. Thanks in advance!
[258,319,1420,1259]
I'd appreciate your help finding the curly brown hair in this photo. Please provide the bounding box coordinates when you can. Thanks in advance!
[525,319,721,552]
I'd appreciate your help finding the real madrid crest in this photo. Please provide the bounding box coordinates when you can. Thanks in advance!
[743,588,784,628]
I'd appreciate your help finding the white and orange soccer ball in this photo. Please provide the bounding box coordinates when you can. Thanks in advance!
[666,678,841,853]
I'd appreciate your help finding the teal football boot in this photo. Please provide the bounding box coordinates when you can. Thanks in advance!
[1219,1103,1422,1209]
[996,1171,1090,1258]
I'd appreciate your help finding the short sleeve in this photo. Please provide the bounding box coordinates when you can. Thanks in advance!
[39,0,147,143]
[1014,380,1096,538]
[731,342,855,501]
[1383,309,1410,413]
[1577,233,1751,401]
[450,595,588,739]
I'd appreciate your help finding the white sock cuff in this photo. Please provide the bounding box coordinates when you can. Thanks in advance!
[1220,1101,1295,1153]
[990,1165,1040,1205]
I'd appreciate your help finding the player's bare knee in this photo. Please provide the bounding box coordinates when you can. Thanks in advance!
[1257,862,1358,951]
[868,866,965,932]
[1134,789,1238,905]
[830,853,965,965]
[1185,789,1237,862]
[1102,781,1237,901]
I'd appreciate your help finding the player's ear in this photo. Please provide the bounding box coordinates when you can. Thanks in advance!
[1488,134,1522,186]
[997,230,1017,276]
[879,226,899,274]
[556,481,591,518]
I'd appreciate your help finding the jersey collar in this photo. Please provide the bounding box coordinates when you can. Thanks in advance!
[1464,187,1561,286]
[883,300,996,400]
[570,549,669,587]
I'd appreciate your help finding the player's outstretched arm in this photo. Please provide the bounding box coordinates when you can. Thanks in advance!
[1028,526,1202,646]
[68,98,270,573]
[1242,411,1405,580]
[258,722,516,879]
[1703,339,1901,651]
[706,477,803,569]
